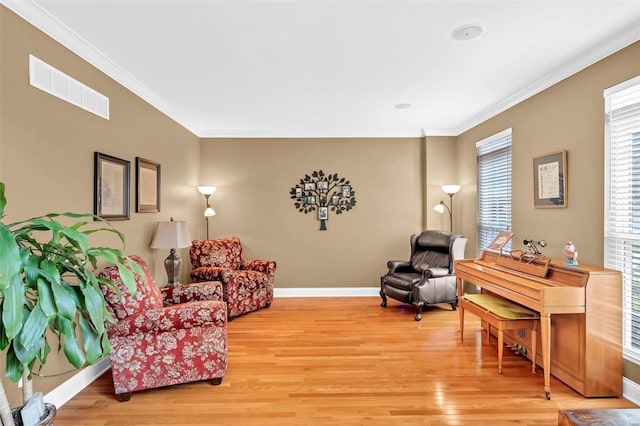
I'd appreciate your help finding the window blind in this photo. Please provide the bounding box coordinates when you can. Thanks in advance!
[477,129,512,256]
[604,76,640,364]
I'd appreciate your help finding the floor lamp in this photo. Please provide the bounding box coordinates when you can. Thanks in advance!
[433,184,461,232]
[197,185,216,240]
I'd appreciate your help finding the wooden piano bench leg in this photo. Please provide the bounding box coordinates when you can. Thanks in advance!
[498,328,504,374]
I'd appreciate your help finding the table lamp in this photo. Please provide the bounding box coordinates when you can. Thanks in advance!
[150,218,192,286]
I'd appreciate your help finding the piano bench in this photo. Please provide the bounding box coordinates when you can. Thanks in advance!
[460,293,540,374]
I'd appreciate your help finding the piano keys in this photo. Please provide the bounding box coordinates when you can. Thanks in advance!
[455,250,622,398]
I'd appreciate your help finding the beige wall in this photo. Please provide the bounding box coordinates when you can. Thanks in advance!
[0,6,202,405]
[199,137,432,288]
[426,136,460,234]
[455,40,640,387]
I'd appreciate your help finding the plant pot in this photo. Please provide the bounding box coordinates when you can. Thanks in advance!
[8,403,56,426]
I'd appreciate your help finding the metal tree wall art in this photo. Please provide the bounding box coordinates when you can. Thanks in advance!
[290,170,357,230]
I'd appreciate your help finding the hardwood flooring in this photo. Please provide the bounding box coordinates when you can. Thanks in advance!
[55,297,637,425]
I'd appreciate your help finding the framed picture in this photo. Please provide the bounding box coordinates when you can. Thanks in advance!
[295,187,303,197]
[342,184,351,197]
[136,157,161,213]
[331,195,340,206]
[304,182,316,191]
[305,195,316,205]
[533,150,567,208]
[94,152,130,220]
[318,206,328,220]
[317,181,329,191]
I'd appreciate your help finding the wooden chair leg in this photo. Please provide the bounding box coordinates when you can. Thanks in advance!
[116,392,132,402]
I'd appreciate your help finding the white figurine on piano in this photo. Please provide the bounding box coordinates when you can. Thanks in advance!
[564,240,578,266]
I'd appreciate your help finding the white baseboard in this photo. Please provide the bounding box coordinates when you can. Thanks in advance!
[623,377,640,405]
[44,357,110,408]
[274,287,379,297]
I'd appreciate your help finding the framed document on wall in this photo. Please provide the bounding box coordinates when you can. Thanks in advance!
[136,157,161,213]
[94,152,130,220]
[533,150,567,208]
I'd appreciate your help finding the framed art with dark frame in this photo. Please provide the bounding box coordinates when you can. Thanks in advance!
[533,150,567,208]
[136,157,161,213]
[94,152,130,220]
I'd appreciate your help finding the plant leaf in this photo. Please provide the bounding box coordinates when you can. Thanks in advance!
[51,281,77,321]
[0,224,21,291]
[0,182,6,217]
[81,283,105,334]
[58,316,85,368]
[14,303,46,365]
[79,313,102,364]
[37,278,56,320]
[5,344,24,383]
[2,274,25,339]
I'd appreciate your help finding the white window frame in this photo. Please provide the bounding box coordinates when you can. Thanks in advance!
[604,75,640,365]
[476,128,512,256]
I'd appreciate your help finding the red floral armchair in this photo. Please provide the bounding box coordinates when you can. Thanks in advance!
[99,255,227,401]
[190,237,276,319]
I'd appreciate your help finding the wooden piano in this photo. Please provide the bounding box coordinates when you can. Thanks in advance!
[455,250,622,399]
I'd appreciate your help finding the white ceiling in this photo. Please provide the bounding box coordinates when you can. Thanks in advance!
[6,0,640,137]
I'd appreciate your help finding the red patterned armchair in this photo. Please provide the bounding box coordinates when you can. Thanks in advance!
[190,237,276,319]
[99,255,227,401]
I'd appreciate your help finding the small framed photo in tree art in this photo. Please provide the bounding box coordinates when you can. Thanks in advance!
[318,207,328,220]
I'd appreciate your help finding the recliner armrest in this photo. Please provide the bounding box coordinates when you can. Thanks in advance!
[241,259,277,276]
[161,281,224,306]
[387,260,413,273]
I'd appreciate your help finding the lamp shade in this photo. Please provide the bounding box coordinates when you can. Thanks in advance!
[441,184,461,195]
[197,185,217,196]
[204,207,216,217]
[433,204,445,214]
[150,220,192,249]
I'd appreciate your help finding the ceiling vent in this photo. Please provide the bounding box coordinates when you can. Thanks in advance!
[29,55,109,120]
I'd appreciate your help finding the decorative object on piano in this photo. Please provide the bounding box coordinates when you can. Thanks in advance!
[533,150,567,208]
[433,184,461,232]
[564,240,579,266]
[289,170,356,230]
[496,239,551,278]
[523,238,547,256]
[487,230,514,252]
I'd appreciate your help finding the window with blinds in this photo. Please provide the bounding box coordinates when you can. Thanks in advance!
[605,75,640,364]
[476,129,512,256]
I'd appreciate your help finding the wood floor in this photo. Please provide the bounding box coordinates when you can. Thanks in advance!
[56,297,637,425]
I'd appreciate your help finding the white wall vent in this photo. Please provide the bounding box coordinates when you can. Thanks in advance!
[29,54,109,120]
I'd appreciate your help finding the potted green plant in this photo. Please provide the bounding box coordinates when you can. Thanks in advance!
[0,182,140,426]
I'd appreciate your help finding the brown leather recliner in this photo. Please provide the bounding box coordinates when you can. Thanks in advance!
[380,230,468,321]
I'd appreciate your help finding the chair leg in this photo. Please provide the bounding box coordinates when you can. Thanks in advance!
[379,277,387,307]
[210,377,223,386]
[116,392,132,402]
[414,302,424,321]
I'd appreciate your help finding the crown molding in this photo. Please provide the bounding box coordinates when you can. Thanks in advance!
[199,128,427,138]
[3,1,639,139]
[451,17,640,137]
